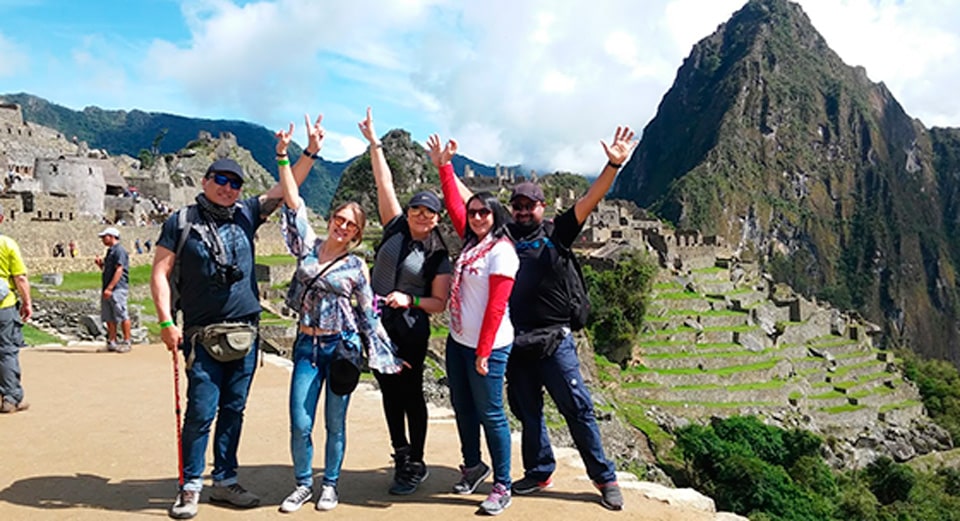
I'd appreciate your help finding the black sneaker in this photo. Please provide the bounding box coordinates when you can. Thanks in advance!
[597,481,624,511]
[512,475,553,495]
[389,461,430,495]
[453,461,491,494]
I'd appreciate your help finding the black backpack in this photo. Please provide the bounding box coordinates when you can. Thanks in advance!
[543,221,590,331]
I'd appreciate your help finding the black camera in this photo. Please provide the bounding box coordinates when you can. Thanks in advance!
[214,264,244,286]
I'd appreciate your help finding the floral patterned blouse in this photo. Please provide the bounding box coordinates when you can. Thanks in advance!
[281,199,403,374]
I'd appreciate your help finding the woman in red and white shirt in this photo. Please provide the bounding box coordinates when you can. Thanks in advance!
[428,134,518,516]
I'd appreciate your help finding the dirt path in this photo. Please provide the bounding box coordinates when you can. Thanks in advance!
[0,343,717,520]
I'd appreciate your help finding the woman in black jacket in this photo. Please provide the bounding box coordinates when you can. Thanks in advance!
[359,107,452,495]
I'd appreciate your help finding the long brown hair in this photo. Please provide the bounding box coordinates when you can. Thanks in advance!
[329,201,366,249]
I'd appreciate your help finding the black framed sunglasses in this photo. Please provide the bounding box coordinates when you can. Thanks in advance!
[211,173,243,190]
[511,201,538,212]
[467,207,492,219]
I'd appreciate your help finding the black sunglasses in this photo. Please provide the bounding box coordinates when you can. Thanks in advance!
[211,173,243,190]
[467,208,492,219]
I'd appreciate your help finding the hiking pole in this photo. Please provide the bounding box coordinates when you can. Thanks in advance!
[171,349,184,489]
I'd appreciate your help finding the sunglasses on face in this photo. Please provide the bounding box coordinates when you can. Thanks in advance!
[332,214,359,233]
[467,207,492,219]
[511,201,538,212]
[408,206,438,218]
[210,173,243,190]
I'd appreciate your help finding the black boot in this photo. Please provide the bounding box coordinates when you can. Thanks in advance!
[390,446,411,484]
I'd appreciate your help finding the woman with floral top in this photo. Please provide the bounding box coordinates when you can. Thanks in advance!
[428,133,519,516]
[274,114,404,513]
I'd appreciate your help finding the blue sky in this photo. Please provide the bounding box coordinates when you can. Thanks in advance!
[1,0,959,173]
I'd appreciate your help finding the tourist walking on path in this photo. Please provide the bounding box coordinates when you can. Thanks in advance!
[275,114,405,514]
[95,227,132,353]
[430,134,518,516]
[150,155,286,519]
[359,107,452,496]
[0,203,32,414]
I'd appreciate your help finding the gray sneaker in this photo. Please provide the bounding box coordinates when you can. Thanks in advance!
[597,481,624,511]
[279,485,312,513]
[453,461,491,494]
[479,483,512,515]
[115,340,132,353]
[315,484,339,511]
[209,483,260,508]
[168,489,199,519]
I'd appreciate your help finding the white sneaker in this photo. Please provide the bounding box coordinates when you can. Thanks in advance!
[279,485,312,513]
[315,484,338,511]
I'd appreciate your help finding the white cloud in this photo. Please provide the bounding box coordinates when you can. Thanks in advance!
[0,33,28,78]
[25,0,960,172]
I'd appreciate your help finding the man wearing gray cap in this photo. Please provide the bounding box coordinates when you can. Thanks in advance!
[95,226,131,352]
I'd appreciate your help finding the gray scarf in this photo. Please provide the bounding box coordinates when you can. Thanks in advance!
[196,193,236,223]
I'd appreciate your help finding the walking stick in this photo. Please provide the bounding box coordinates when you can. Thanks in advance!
[172,349,184,488]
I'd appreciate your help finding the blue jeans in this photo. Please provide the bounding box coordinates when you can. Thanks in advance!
[180,337,258,492]
[289,332,352,488]
[0,306,24,405]
[506,332,616,485]
[445,337,512,488]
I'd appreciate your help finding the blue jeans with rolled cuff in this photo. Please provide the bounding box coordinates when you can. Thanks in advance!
[180,336,258,492]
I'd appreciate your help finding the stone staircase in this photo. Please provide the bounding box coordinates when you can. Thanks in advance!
[624,261,925,438]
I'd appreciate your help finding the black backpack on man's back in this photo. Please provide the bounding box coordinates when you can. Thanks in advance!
[542,221,590,331]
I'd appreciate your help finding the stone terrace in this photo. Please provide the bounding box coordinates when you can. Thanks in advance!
[624,261,925,440]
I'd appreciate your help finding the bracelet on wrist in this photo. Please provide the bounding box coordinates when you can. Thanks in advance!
[159,320,174,329]
[302,149,320,160]
[370,142,383,150]
[276,152,288,158]
[277,158,291,166]
[607,160,623,169]
[413,295,420,307]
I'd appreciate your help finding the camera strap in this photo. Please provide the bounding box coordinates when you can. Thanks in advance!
[195,210,236,269]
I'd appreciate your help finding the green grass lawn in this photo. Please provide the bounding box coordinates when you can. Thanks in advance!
[22,324,63,346]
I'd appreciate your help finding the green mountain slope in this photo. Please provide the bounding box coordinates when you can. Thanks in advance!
[610,0,960,362]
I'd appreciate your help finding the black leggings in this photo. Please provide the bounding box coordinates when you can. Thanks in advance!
[374,348,428,461]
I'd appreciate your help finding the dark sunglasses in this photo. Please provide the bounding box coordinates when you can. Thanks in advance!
[467,207,492,219]
[210,173,243,190]
[408,205,438,218]
[511,201,538,212]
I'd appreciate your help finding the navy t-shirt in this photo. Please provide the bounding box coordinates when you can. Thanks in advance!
[508,207,583,330]
[102,243,129,291]
[157,197,264,328]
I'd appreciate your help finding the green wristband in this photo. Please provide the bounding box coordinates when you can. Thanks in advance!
[277,158,291,166]
[159,320,174,329]
[413,295,420,307]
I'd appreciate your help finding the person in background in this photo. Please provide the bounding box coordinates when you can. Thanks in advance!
[151,154,287,519]
[429,133,518,516]
[0,203,32,414]
[95,227,132,353]
[274,114,405,514]
[359,107,452,495]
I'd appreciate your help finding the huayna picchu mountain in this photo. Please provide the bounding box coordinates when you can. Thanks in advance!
[611,0,960,363]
